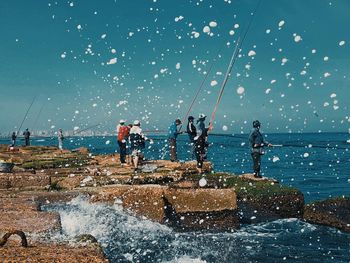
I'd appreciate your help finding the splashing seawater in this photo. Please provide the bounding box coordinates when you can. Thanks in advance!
[43,196,350,263]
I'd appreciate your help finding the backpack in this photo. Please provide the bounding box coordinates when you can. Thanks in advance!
[129,133,145,150]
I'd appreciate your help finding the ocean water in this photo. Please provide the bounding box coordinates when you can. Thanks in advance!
[4,132,350,262]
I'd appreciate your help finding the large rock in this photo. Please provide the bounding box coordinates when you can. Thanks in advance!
[0,172,51,190]
[0,197,39,212]
[0,211,61,233]
[122,185,167,222]
[164,188,238,231]
[90,185,133,203]
[0,242,108,262]
[238,192,304,223]
[303,196,350,232]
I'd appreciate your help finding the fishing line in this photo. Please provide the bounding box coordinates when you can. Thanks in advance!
[209,0,263,127]
[14,96,36,145]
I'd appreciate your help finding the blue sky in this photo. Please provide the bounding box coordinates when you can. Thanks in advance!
[0,0,349,134]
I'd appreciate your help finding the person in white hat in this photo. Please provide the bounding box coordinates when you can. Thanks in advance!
[197,114,207,136]
[129,120,152,171]
[116,119,130,165]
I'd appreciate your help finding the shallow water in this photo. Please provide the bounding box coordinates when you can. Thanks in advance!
[4,132,350,262]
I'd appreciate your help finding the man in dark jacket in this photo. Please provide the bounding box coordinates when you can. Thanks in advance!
[194,128,209,174]
[186,116,197,159]
[248,120,272,178]
[186,116,197,142]
[11,132,17,146]
[23,128,31,146]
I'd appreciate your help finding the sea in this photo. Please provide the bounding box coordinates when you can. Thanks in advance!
[2,132,349,262]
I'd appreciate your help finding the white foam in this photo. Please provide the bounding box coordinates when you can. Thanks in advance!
[163,256,207,263]
[248,50,256,57]
[339,40,345,46]
[192,31,200,38]
[278,20,285,27]
[294,35,302,42]
[237,86,245,95]
[209,21,217,27]
[272,156,280,162]
[107,58,117,65]
[203,26,210,33]
[210,80,218,87]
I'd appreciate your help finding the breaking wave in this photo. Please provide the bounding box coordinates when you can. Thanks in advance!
[43,196,350,263]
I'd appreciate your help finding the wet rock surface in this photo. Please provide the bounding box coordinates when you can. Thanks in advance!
[0,241,108,262]
[303,196,350,232]
[1,145,337,261]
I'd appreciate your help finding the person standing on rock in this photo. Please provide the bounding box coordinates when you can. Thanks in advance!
[11,132,17,146]
[186,116,197,142]
[196,114,207,136]
[194,127,209,174]
[116,120,130,165]
[58,129,64,150]
[23,128,31,146]
[186,116,197,159]
[248,120,272,178]
[168,118,182,162]
[129,120,152,172]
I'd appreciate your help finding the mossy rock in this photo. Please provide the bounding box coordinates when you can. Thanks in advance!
[187,173,304,222]
[20,157,90,170]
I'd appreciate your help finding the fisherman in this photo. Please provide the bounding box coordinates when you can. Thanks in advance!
[186,116,197,159]
[248,120,272,178]
[23,128,31,146]
[11,132,17,146]
[197,114,207,135]
[58,129,64,150]
[168,118,182,162]
[194,127,209,174]
[186,116,197,142]
[116,119,130,165]
[129,120,152,172]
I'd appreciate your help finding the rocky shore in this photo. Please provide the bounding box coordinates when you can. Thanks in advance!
[0,145,348,261]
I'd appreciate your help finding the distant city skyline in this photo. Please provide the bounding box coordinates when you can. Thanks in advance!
[0,0,349,134]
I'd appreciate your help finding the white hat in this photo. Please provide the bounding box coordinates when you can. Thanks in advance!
[199,113,207,119]
[119,119,126,124]
[133,120,140,125]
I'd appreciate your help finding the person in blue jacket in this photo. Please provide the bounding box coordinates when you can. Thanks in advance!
[168,118,182,162]
[249,120,272,178]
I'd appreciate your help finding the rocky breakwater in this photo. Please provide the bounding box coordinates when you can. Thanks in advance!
[303,196,350,232]
[0,190,108,262]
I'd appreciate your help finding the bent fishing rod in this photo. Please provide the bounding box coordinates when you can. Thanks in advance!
[209,0,262,128]
[14,96,36,146]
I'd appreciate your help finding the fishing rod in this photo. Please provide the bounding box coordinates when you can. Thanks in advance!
[32,101,46,130]
[73,123,102,135]
[209,0,262,128]
[14,96,36,146]
[180,45,226,131]
[272,144,349,150]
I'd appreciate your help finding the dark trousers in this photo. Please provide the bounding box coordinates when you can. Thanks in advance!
[24,138,30,146]
[251,152,261,177]
[195,151,204,168]
[168,138,177,161]
[118,140,127,163]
